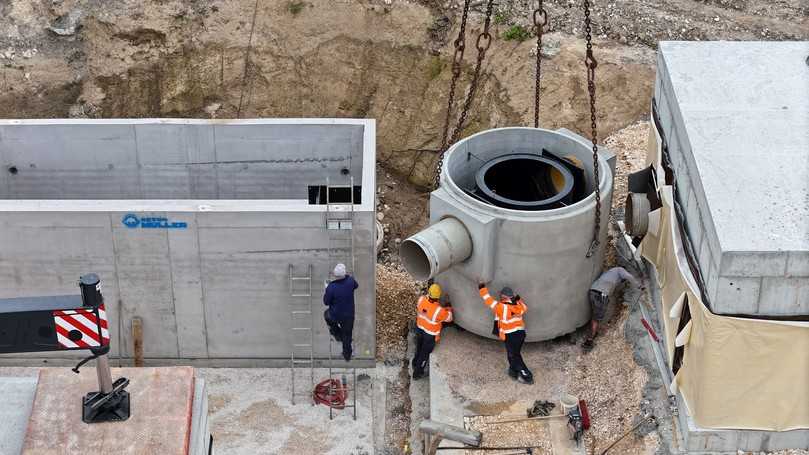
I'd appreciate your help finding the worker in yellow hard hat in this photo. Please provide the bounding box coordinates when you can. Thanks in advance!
[411,282,453,380]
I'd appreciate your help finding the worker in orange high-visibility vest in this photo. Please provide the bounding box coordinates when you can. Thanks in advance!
[478,282,533,384]
[411,283,453,380]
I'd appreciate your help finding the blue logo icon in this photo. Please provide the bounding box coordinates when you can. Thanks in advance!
[122,214,140,228]
[122,214,188,229]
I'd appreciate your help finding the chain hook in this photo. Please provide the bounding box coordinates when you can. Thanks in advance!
[533,9,548,28]
[475,31,492,53]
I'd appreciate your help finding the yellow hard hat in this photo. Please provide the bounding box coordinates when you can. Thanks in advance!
[428,284,442,299]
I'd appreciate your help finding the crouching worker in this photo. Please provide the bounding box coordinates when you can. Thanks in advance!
[323,263,358,361]
[478,282,533,384]
[583,266,642,352]
[411,283,453,380]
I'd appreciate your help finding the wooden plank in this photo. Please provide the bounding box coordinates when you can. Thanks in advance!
[132,317,143,367]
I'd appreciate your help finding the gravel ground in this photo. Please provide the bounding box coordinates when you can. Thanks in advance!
[464,412,554,454]
[376,263,423,360]
[425,0,808,47]
[603,121,651,267]
[430,293,659,453]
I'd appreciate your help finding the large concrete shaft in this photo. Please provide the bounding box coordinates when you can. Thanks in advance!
[401,128,615,341]
[400,217,472,281]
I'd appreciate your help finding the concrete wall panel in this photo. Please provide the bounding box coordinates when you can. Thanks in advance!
[0,119,376,365]
[112,220,180,358]
[713,276,761,315]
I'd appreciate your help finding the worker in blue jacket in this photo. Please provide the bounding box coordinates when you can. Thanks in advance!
[323,263,358,361]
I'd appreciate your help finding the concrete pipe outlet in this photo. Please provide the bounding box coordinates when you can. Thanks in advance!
[400,128,615,341]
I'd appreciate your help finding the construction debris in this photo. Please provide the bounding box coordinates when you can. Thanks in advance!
[527,400,556,418]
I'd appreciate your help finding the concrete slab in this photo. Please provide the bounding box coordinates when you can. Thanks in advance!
[656,41,809,316]
[197,367,373,455]
[0,377,37,455]
[22,367,196,455]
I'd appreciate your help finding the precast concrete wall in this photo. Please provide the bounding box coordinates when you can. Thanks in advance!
[0,120,365,200]
[0,119,376,366]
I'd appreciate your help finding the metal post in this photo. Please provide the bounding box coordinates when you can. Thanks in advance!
[96,353,114,394]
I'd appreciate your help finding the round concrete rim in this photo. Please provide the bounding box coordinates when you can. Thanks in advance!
[440,127,613,220]
[474,153,575,210]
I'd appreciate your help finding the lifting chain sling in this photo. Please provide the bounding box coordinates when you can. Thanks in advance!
[433,0,602,260]
[433,0,496,190]
[583,0,602,258]
[533,0,548,128]
[532,0,602,258]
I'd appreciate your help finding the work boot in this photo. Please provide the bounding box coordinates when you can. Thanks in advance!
[342,350,352,362]
[517,369,534,385]
[507,368,518,380]
[582,337,595,353]
[412,370,427,380]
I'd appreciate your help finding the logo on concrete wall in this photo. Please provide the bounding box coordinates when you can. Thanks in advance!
[121,214,188,229]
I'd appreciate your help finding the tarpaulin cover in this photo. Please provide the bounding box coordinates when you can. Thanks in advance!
[639,120,809,431]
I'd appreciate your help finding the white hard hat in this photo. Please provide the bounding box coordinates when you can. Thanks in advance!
[333,263,347,279]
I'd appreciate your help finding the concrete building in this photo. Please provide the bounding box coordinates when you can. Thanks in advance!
[0,118,376,366]
[654,41,809,317]
[636,41,809,453]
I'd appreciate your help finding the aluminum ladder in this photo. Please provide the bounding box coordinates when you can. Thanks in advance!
[324,177,357,420]
[325,176,355,276]
[327,338,357,420]
[289,264,314,405]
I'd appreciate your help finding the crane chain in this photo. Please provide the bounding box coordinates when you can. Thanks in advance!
[439,0,471,153]
[533,0,548,128]
[583,0,602,258]
[433,0,496,190]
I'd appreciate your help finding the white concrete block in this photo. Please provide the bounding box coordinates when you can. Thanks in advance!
[713,276,761,315]
[787,252,809,277]
[758,277,809,316]
[720,252,788,278]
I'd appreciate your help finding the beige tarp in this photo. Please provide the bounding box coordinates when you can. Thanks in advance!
[638,120,809,431]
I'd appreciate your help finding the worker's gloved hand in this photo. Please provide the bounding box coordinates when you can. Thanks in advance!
[514,294,521,302]
[478,282,486,289]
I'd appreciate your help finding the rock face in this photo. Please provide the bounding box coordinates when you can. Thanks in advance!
[0,0,661,185]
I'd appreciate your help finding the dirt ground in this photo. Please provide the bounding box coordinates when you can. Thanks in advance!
[8,0,804,188]
[1,1,807,454]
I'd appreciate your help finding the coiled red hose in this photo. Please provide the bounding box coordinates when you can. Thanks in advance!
[313,378,347,409]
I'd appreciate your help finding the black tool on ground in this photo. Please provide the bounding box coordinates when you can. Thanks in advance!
[527,400,556,417]
[567,406,585,447]
[0,273,130,424]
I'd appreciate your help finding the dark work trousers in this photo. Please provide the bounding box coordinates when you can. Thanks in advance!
[411,328,436,376]
[504,330,528,373]
[324,310,354,360]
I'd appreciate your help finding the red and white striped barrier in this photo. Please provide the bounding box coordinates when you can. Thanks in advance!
[53,305,109,349]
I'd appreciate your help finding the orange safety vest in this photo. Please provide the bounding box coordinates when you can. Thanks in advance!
[416,295,453,340]
[479,287,527,340]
